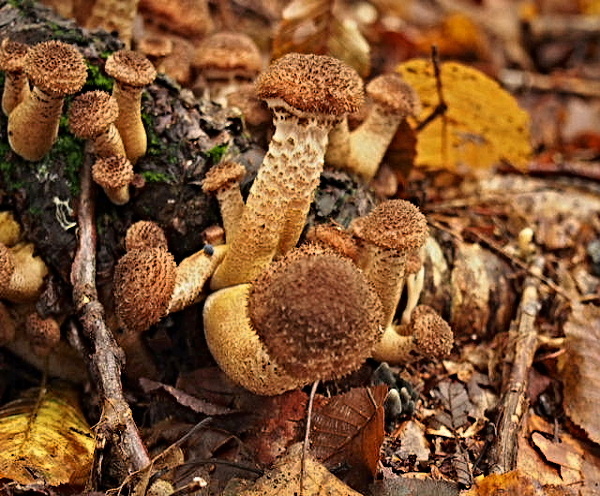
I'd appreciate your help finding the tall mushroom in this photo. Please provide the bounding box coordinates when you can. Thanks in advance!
[210,53,364,289]
[68,90,126,158]
[104,50,156,163]
[0,38,30,116]
[327,73,420,180]
[204,246,383,395]
[7,40,87,161]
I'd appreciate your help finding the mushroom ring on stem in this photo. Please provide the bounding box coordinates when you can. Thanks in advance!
[210,53,364,289]
[204,246,384,395]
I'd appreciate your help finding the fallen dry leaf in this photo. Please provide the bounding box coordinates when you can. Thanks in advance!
[0,386,94,486]
[396,59,532,171]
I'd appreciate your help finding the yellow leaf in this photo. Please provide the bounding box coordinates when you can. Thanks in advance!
[396,59,532,171]
[0,387,95,486]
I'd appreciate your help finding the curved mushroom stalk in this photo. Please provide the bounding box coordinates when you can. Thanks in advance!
[0,38,30,116]
[211,54,364,290]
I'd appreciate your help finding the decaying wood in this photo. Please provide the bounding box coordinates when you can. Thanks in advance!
[488,256,545,473]
[70,156,150,485]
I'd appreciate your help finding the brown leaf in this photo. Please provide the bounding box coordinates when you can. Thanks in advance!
[561,303,600,444]
[311,385,387,490]
[432,379,474,431]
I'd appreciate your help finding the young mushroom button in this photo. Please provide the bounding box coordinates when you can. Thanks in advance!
[91,156,134,205]
[210,53,364,289]
[204,246,384,395]
[0,38,30,116]
[104,50,157,163]
[8,40,87,161]
[68,90,126,158]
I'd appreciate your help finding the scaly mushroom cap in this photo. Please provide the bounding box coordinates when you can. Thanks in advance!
[68,90,119,138]
[24,40,87,97]
[0,38,29,72]
[411,305,453,358]
[366,73,421,116]
[92,155,134,190]
[351,199,428,252]
[104,49,157,87]
[0,243,15,290]
[125,220,168,251]
[201,160,246,193]
[195,32,262,78]
[25,312,61,357]
[248,247,383,380]
[113,247,177,334]
[255,53,364,116]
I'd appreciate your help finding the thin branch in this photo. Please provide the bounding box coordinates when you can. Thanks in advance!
[70,157,150,486]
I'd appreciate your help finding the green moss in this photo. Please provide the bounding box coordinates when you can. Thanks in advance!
[43,130,85,196]
[206,144,228,163]
[84,62,114,92]
[140,171,175,184]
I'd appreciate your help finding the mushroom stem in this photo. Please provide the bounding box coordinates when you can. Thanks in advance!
[325,117,350,169]
[400,264,425,325]
[214,186,244,242]
[112,83,146,162]
[2,71,29,116]
[8,87,64,161]
[94,124,126,157]
[371,324,415,364]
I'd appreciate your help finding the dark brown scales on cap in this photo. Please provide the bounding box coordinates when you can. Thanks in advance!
[104,49,157,87]
[411,305,453,358]
[25,40,87,97]
[25,312,61,357]
[69,91,119,139]
[248,248,382,379]
[352,199,428,251]
[255,53,364,116]
[125,221,168,251]
[0,38,29,72]
[92,156,134,190]
[201,161,246,193]
[366,73,420,116]
[195,32,262,78]
[113,248,176,334]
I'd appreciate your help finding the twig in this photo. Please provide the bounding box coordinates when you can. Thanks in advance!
[70,157,150,486]
[488,255,544,473]
[500,68,600,98]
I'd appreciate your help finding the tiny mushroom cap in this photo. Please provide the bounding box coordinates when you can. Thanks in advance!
[25,312,61,357]
[0,38,30,115]
[411,305,454,358]
[248,247,383,381]
[201,160,246,193]
[352,199,428,252]
[365,72,421,117]
[255,52,364,117]
[25,40,88,97]
[195,32,263,80]
[125,220,168,251]
[68,90,126,157]
[105,49,157,88]
[91,155,134,205]
[113,247,177,334]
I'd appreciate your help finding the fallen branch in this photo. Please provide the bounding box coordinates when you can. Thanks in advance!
[488,255,545,473]
[500,68,600,98]
[70,157,150,486]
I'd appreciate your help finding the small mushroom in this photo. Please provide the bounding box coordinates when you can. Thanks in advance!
[68,90,126,158]
[0,211,21,247]
[327,73,420,180]
[125,220,169,251]
[204,246,383,395]
[201,160,246,242]
[104,50,156,163]
[7,40,87,161]
[0,38,30,116]
[210,53,364,289]
[25,312,61,357]
[193,31,263,103]
[91,155,135,205]
[0,242,48,303]
[372,305,453,364]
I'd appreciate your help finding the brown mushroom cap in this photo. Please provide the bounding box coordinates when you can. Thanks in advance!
[248,247,383,380]
[306,223,360,263]
[255,53,364,116]
[351,199,428,252]
[125,220,168,251]
[113,247,177,334]
[0,243,15,290]
[0,38,29,72]
[194,32,262,78]
[25,312,61,357]
[411,305,453,358]
[69,90,119,139]
[201,160,246,193]
[366,73,421,116]
[92,155,134,190]
[24,40,87,97]
[105,49,157,87]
